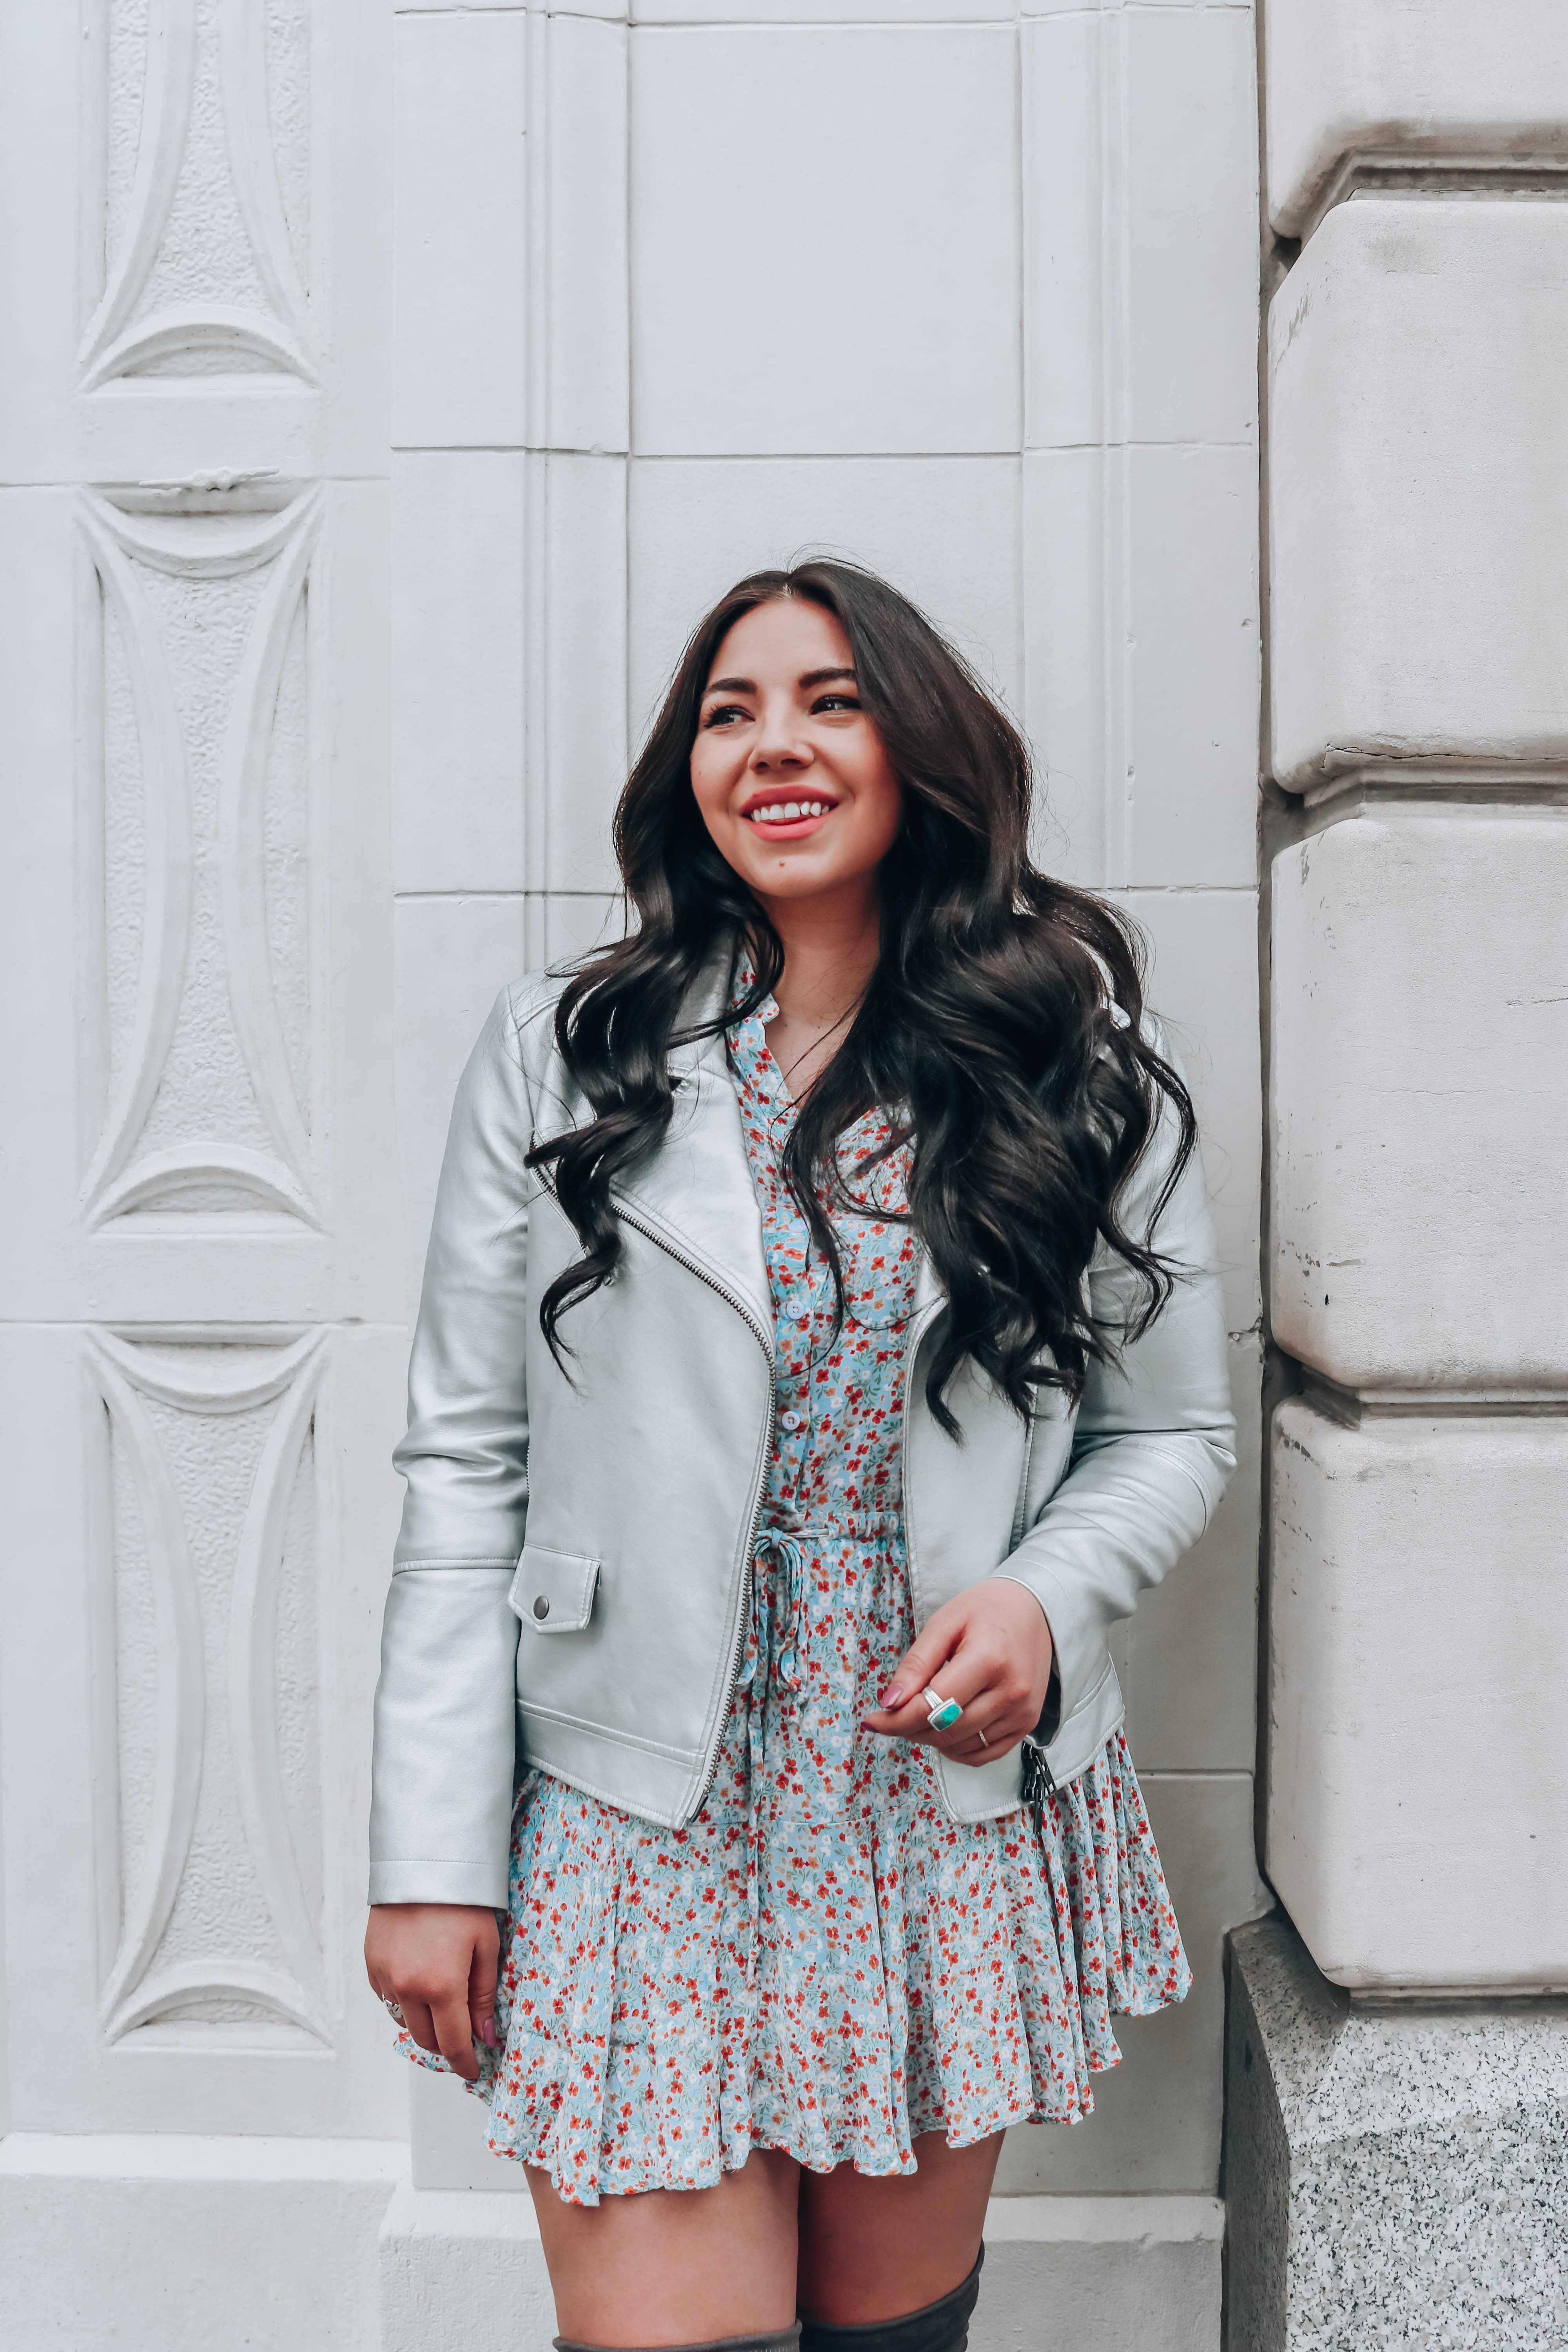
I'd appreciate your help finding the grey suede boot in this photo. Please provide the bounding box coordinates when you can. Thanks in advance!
[799,2249,984,2352]
[555,2329,802,2352]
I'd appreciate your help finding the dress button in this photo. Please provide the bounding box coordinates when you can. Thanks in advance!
[781,1411,802,1431]
[532,1595,550,1620]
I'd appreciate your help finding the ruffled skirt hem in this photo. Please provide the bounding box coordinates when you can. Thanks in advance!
[397,1728,1190,2207]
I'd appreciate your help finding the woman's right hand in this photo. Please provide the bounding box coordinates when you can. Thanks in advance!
[365,1903,500,2083]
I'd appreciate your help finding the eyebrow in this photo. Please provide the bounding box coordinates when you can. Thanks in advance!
[701,666,858,697]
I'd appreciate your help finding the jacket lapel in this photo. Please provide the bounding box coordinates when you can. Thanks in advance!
[612,936,775,1343]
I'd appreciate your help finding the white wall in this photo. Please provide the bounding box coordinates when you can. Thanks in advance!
[0,2,1267,2343]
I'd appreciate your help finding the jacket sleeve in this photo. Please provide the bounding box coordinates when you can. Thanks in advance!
[368,988,534,1908]
[988,1038,1237,1742]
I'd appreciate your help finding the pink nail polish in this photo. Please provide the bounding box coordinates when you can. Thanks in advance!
[880,1685,904,1709]
[481,2018,497,2049]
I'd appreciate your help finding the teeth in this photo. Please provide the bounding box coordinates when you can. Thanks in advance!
[747,800,831,823]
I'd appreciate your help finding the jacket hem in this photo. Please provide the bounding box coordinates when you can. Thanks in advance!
[518,1712,701,1826]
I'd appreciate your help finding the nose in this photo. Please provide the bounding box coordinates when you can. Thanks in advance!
[749,694,814,775]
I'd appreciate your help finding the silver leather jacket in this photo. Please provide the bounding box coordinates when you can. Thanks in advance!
[369,944,1236,1909]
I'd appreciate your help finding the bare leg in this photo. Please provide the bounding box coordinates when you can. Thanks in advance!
[796,2132,1005,2325]
[526,2149,802,2347]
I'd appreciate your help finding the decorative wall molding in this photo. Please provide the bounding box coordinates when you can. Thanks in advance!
[80,0,314,392]
[78,486,322,1231]
[86,1326,330,2045]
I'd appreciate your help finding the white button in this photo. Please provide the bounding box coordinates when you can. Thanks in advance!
[780,1411,802,1431]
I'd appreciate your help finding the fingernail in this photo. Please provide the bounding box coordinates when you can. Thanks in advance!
[481,2018,498,2049]
[880,1685,904,1709]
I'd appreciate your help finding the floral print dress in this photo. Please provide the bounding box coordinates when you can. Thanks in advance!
[397,966,1192,2205]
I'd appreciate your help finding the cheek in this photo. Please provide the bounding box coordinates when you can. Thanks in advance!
[858,762,904,855]
[688,741,736,823]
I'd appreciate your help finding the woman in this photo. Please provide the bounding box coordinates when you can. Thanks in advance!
[365,561,1234,2352]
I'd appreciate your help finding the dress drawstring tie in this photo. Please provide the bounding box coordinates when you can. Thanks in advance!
[742,1526,809,1985]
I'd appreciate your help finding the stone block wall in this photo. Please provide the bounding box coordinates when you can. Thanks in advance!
[1238,2,1568,2339]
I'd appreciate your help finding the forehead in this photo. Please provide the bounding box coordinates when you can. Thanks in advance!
[705,597,852,684]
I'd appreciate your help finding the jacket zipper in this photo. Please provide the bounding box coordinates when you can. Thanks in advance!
[611,1196,776,1814]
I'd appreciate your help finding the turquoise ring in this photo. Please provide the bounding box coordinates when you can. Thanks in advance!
[924,1687,964,1731]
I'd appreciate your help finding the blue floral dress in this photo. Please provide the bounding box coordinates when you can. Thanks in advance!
[397,965,1192,2204]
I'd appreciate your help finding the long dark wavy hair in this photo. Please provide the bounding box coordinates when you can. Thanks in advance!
[526,560,1195,1433]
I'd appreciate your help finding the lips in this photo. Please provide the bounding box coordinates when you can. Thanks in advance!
[741,793,837,837]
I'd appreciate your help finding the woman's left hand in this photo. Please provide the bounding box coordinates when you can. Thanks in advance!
[861,1580,1056,1766]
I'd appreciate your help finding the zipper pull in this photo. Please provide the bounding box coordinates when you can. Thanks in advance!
[1020,1736,1055,1813]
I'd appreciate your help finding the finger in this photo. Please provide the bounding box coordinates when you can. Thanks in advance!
[862,1643,992,1742]
[431,1989,481,2082]
[399,1996,439,2057]
[469,1918,501,2053]
[872,1616,965,1720]
[948,1724,1024,1764]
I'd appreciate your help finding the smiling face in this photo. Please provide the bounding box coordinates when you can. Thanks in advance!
[689,597,903,912]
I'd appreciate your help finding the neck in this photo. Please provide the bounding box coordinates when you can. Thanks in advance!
[752,875,882,1024]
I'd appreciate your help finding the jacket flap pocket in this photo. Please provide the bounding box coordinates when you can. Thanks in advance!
[510,1544,600,1633]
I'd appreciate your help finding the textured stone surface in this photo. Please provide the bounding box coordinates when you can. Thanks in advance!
[1271,805,1568,1396]
[1269,198,1568,798]
[1269,1398,1568,1993]
[1226,1917,1568,2351]
[1266,0,1568,236]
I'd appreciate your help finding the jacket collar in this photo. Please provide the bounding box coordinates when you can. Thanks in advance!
[608,929,946,1340]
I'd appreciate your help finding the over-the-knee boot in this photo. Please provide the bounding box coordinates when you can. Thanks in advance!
[799,2246,984,2352]
[555,2329,802,2352]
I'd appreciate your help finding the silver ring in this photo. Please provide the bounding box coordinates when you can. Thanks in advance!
[924,1686,963,1730]
[381,1995,406,2026]
[976,1727,988,1747]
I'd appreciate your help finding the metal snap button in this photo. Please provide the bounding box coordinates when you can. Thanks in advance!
[532,1595,550,1620]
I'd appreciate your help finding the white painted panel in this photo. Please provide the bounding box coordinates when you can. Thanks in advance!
[1266,0,1568,236]
[628,456,1020,749]
[1269,1399,1568,1990]
[0,0,389,486]
[994,1773,1269,2192]
[1023,449,1260,893]
[631,29,1019,456]
[1023,448,1109,887]
[0,1321,407,2135]
[1127,447,1260,887]
[546,16,630,456]
[0,2139,400,2352]
[543,455,628,893]
[1123,7,1259,446]
[1023,8,1258,452]
[394,896,529,1315]
[1271,807,1568,1395]
[1269,199,1568,798]
[393,13,528,450]
[392,454,527,896]
[1022,11,1104,452]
